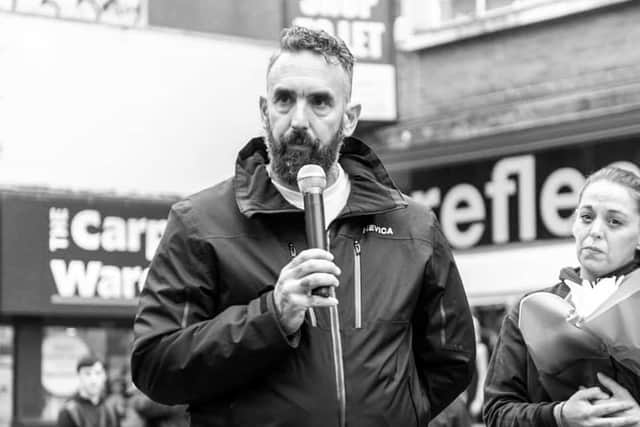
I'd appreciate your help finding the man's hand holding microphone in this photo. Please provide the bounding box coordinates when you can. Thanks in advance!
[273,164,340,336]
[274,248,340,335]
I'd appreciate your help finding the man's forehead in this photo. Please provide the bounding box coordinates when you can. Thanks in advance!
[267,51,349,93]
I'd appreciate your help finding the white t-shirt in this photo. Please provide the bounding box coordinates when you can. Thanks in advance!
[269,164,351,228]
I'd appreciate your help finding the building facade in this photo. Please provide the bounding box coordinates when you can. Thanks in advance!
[2,0,640,425]
[362,0,640,305]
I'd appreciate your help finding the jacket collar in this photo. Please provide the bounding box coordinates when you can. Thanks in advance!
[559,258,640,285]
[233,136,407,218]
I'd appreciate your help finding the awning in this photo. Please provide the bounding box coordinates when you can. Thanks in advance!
[454,240,576,306]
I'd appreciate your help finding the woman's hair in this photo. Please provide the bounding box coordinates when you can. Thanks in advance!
[579,166,640,213]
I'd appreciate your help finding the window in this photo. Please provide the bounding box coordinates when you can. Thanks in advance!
[396,0,633,50]
[39,326,132,422]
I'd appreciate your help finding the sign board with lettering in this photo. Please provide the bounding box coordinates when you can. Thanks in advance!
[0,190,174,318]
[284,0,397,121]
[404,139,640,250]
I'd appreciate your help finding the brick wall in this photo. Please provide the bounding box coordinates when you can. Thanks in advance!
[365,1,640,148]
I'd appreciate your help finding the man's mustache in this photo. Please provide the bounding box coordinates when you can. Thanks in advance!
[282,130,316,147]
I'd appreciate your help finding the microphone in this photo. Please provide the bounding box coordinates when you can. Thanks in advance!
[297,164,330,297]
[296,164,346,427]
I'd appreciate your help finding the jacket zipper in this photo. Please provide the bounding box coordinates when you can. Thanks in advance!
[354,240,362,329]
[180,299,190,328]
[289,242,317,327]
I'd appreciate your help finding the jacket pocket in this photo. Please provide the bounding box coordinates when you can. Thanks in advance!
[353,240,362,329]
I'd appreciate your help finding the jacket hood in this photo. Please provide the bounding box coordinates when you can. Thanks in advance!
[233,136,407,218]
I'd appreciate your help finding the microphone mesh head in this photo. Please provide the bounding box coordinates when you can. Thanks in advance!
[297,164,327,193]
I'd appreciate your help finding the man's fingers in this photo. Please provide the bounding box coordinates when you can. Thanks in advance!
[295,259,341,277]
[287,249,334,267]
[302,273,340,290]
[287,293,338,308]
[309,295,338,307]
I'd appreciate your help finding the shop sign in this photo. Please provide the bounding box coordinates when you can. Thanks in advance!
[284,0,397,121]
[286,0,392,63]
[48,208,165,304]
[0,191,173,317]
[406,139,640,250]
[0,0,144,27]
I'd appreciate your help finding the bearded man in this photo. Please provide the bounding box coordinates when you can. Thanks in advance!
[131,26,475,427]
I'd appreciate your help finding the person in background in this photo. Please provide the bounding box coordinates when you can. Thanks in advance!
[467,315,489,422]
[105,366,145,427]
[131,25,475,427]
[107,362,187,427]
[57,355,120,427]
[483,166,640,426]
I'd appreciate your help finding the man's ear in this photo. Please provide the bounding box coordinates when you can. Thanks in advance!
[342,103,361,137]
[259,96,268,129]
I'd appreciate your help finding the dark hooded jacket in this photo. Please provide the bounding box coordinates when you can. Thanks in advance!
[483,264,640,427]
[57,393,120,427]
[131,137,475,427]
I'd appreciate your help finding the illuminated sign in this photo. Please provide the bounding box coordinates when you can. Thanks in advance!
[0,191,174,317]
[405,139,640,249]
[48,208,166,305]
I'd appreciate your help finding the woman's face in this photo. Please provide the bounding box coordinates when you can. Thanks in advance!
[573,180,640,281]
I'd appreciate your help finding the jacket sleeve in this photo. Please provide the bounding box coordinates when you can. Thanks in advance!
[412,218,476,419]
[131,391,186,420]
[131,201,298,405]
[483,305,558,427]
[56,408,76,427]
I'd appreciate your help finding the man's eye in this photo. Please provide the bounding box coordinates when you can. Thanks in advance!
[274,94,293,104]
[311,96,330,109]
[580,214,593,223]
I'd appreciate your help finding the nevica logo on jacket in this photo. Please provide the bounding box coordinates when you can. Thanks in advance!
[362,224,394,235]
[48,207,167,304]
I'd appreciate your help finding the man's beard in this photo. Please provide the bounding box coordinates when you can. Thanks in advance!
[265,120,344,187]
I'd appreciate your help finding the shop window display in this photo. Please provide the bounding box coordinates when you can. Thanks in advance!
[40,326,132,423]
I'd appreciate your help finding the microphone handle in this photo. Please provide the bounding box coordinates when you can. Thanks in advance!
[303,192,331,297]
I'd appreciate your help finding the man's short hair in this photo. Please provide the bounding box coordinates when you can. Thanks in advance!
[76,354,103,372]
[267,26,355,97]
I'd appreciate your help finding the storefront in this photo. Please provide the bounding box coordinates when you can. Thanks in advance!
[0,187,175,427]
[373,110,640,350]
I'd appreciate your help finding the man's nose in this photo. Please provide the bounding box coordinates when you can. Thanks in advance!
[290,101,309,130]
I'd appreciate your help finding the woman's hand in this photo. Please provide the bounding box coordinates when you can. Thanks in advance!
[560,385,636,427]
[594,372,640,426]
